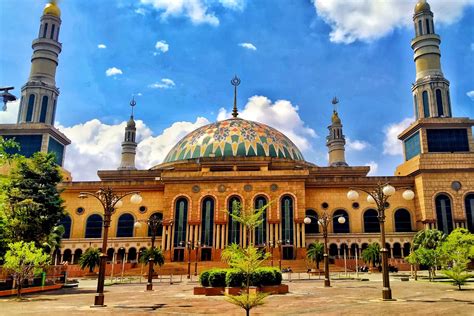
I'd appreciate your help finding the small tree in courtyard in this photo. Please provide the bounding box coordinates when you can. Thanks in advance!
[79,248,101,273]
[4,241,50,299]
[362,243,380,268]
[442,265,472,290]
[306,241,324,270]
[139,247,165,266]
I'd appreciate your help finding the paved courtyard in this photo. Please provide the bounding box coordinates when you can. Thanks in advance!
[1,274,473,315]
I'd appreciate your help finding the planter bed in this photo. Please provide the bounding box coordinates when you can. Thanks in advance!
[0,284,63,297]
[194,284,288,296]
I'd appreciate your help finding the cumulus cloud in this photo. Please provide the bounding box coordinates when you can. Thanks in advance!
[383,117,414,155]
[155,40,169,53]
[239,42,257,51]
[313,0,474,44]
[467,90,474,100]
[148,78,175,89]
[346,138,369,151]
[105,67,123,77]
[139,0,219,26]
[217,95,316,152]
[97,44,107,49]
[219,0,246,11]
[0,99,19,124]
[365,161,379,176]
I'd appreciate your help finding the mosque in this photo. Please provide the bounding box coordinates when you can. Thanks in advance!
[0,1,473,267]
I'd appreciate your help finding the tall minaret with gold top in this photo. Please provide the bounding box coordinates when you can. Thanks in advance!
[118,99,138,170]
[326,97,348,167]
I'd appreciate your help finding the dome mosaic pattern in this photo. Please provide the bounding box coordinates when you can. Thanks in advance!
[163,118,304,163]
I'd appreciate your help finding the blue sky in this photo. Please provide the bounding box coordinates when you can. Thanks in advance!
[0,0,473,180]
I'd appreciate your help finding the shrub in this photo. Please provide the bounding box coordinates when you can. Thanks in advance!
[209,269,227,287]
[199,270,211,287]
[254,267,282,286]
[226,269,245,287]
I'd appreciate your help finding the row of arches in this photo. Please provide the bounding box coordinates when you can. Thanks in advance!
[416,89,451,119]
[327,242,412,259]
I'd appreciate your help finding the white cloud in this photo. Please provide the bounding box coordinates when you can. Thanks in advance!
[58,117,209,181]
[217,95,316,152]
[239,42,257,51]
[0,99,19,124]
[148,78,175,89]
[467,90,474,100]
[313,0,474,44]
[365,161,379,176]
[383,117,414,155]
[135,8,146,15]
[139,0,219,26]
[155,40,169,53]
[97,44,107,49]
[346,138,369,151]
[105,67,123,77]
[219,0,246,11]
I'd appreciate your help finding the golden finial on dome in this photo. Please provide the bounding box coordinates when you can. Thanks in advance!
[43,0,61,18]
[414,0,430,14]
[331,97,341,124]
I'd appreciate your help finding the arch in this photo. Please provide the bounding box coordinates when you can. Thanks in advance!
[361,243,369,252]
[435,89,444,116]
[393,243,402,258]
[59,214,72,239]
[117,213,135,237]
[148,212,164,237]
[329,244,338,257]
[422,90,430,118]
[117,248,126,262]
[350,243,359,257]
[435,194,453,234]
[280,195,294,244]
[425,18,430,34]
[201,196,215,246]
[62,249,72,263]
[228,195,241,244]
[417,19,422,36]
[107,248,115,262]
[403,242,411,257]
[26,94,35,122]
[385,243,391,258]
[85,214,103,238]
[305,209,319,234]
[43,23,48,38]
[254,195,267,246]
[128,247,137,262]
[464,193,474,233]
[363,209,380,233]
[339,243,349,257]
[394,209,412,232]
[50,24,56,39]
[174,197,189,247]
[73,249,82,264]
[333,209,350,233]
[39,96,48,123]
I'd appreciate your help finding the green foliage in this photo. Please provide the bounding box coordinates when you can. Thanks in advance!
[225,292,268,316]
[442,265,472,290]
[4,241,50,298]
[306,241,324,269]
[139,247,165,266]
[226,269,246,287]
[362,243,380,267]
[412,229,445,250]
[251,267,282,286]
[0,137,20,165]
[199,270,211,287]
[42,225,65,256]
[209,269,227,287]
[222,243,244,266]
[79,248,101,273]
[439,228,474,268]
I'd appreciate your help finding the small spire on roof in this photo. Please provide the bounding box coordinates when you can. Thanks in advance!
[130,96,136,118]
[231,75,241,118]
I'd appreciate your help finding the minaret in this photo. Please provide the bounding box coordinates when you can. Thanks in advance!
[17,1,62,125]
[118,98,138,170]
[411,0,451,119]
[326,97,348,167]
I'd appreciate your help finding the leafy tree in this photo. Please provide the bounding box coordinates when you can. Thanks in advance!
[139,247,165,267]
[4,241,50,299]
[362,243,380,267]
[306,241,324,270]
[42,225,65,257]
[79,248,101,273]
[410,229,445,278]
[405,251,420,280]
[414,247,439,281]
[439,228,474,268]
[442,265,472,290]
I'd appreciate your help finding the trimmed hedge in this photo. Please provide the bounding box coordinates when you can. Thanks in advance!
[200,267,282,288]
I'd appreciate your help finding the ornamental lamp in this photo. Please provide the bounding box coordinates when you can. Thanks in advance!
[337,216,346,224]
[130,193,143,205]
[347,190,359,201]
[382,185,396,196]
[402,189,415,201]
[303,217,312,224]
[134,221,142,229]
[114,200,123,208]
[367,195,375,204]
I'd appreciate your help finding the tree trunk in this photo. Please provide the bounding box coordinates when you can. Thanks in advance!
[316,261,320,270]
[89,266,94,273]
[246,307,250,316]
[16,277,22,299]
[414,265,418,281]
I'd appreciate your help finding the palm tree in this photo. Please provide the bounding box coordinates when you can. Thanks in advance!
[362,243,380,268]
[139,247,165,266]
[79,248,101,273]
[42,225,65,257]
[306,242,324,270]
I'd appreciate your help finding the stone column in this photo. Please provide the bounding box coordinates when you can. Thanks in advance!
[301,223,306,248]
[296,223,300,248]
[216,225,221,249]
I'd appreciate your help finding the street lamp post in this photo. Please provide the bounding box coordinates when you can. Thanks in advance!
[277,240,282,270]
[269,241,274,267]
[79,188,142,307]
[194,241,200,276]
[347,184,414,300]
[187,241,192,279]
[304,213,346,287]
[134,214,164,291]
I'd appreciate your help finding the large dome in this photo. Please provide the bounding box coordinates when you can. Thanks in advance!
[163,118,304,163]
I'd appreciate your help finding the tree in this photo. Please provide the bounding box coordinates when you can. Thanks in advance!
[414,247,439,281]
[439,228,474,268]
[79,248,101,273]
[410,229,445,279]
[4,241,50,299]
[442,265,472,290]
[306,242,324,270]
[139,247,165,267]
[362,243,380,267]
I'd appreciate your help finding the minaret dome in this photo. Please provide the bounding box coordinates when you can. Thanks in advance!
[44,1,61,17]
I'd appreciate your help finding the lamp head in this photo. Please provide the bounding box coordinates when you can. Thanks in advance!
[337,216,346,224]
[367,195,376,204]
[383,185,396,196]
[402,189,415,201]
[303,217,311,224]
[130,193,142,205]
[134,221,142,229]
[347,190,359,201]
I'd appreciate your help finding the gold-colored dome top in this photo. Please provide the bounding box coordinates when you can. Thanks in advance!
[331,110,341,124]
[415,0,430,14]
[43,1,61,17]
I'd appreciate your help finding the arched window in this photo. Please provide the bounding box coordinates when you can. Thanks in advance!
[414,94,419,119]
[329,244,338,257]
[394,209,412,232]
[435,194,453,234]
[43,23,48,38]
[431,20,435,34]
[107,248,115,262]
[50,24,55,39]
[418,20,423,35]
[254,196,267,246]
[201,197,214,246]
[174,198,188,247]
[436,89,444,116]
[26,94,35,122]
[333,210,350,233]
[85,214,103,238]
[422,91,430,118]
[393,243,402,258]
[425,19,430,34]
[128,248,137,262]
[281,195,294,244]
[464,193,474,233]
[403,242,411,257]
[62,249,72,263]
[228,196,241,244]
[59,214,71,239]
[73,249,82,264]
[148,212,163,237]
[305,209,319,234]
[364,209,380,233]
[39,96,48,123]
[446,90,451,116]
[117,213,134,237]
